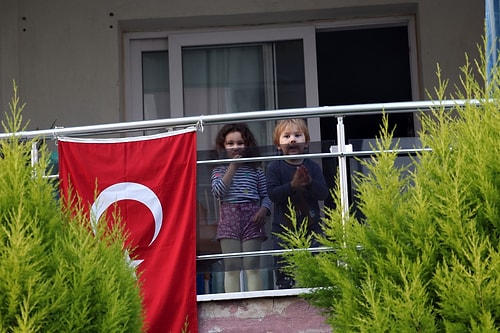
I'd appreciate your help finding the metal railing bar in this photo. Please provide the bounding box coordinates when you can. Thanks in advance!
[0,99,476,140]
[197,148,433,165]
[197,152,341,165]
[196,246,335,260]
[42,148,433,179]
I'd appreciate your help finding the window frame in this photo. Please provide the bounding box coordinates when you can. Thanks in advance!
[124,25,322,142]
[124,37,169,123]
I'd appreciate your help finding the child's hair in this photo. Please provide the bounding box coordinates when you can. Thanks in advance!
[272,118,310,145]
[214,123,261,164]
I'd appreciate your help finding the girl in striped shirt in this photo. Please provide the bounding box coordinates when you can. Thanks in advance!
[211,123,271,292]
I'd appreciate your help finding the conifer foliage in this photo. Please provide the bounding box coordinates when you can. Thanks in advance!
[280,53,500,331]
[0,83,143,332]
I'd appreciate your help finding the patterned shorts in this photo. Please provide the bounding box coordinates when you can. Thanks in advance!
[216,201,267,242]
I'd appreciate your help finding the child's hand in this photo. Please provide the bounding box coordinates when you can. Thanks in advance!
[291,165,312,190]
[251,207,268,226]
[228,154,243,170]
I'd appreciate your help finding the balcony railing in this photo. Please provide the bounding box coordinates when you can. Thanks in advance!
[0,99,475,299]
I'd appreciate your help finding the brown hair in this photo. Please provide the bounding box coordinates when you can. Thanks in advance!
[214,123,260,164]
[272,118,310,145]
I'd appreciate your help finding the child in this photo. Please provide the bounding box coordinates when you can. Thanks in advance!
[266,118,329,289]
[211,123,271,292]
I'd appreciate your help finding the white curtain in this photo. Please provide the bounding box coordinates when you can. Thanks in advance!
[183,45,268,151]
[142,51,170,120]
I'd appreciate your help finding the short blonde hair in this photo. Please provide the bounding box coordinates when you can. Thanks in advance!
[272,118,310,145]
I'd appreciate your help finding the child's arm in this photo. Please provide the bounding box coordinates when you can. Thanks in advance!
[250,206,269,226]
[266,161,295,203]
[303,161,329,201]
[257,168,272,212]
[211,165,234,198]
[220,161,239,187]
[291,165,311,189]
[211,156,242,198]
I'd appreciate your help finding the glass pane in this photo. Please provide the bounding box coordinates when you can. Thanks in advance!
[183,44,265,114]
[275,40,306,109]
[183,44,269,151]
[142,51,170,120]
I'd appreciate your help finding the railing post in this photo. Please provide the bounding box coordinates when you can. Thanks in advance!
[335,116,350,243]
[31,142,39,178]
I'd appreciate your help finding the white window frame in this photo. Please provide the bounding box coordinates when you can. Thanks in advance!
[167,26,319,117]
[124,25,321,142]
[124,38,168,122]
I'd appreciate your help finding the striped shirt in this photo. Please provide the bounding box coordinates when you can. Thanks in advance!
[211,164,272,211]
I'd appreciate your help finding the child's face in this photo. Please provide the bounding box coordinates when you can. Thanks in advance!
[224,131,246,158]
[277,124,308,155]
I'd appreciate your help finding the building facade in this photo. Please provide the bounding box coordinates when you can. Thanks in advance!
[0,1,483,135]
[0,1,486,331]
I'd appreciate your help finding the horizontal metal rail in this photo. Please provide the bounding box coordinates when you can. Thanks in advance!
[196,247,334,261]
[197,148,432,165]
[0,99,477,140]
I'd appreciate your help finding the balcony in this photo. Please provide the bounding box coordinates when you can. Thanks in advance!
[1,99,471,332]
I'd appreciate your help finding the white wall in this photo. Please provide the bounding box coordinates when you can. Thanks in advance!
[0,0,484,131]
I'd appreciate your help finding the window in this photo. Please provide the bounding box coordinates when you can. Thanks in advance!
[126,38,169,123]
[126,26,319,149]
[124,17,419,294]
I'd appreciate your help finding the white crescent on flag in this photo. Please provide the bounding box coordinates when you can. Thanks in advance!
[90,181,163,246]
[90,182,163,268]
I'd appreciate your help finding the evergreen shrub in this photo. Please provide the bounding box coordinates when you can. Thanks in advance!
[279,51,500,332]
[0,83,143,332]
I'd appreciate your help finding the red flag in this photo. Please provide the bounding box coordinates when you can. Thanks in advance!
[58,129,198,333]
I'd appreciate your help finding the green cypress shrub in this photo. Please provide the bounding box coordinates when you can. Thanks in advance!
[0,83,143,332]
[279,51,500,331]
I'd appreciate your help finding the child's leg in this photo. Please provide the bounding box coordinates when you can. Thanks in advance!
[272,234,294,289]
[242,238,263,291]
[220,238,242,292]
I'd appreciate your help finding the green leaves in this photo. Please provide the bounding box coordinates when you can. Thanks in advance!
[278,41,500,332]
[0,82,143,333]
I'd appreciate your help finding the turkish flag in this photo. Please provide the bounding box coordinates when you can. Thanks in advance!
[58,129,198,333]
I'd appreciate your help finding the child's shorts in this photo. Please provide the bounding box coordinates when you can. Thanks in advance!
[216,201,267,242]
